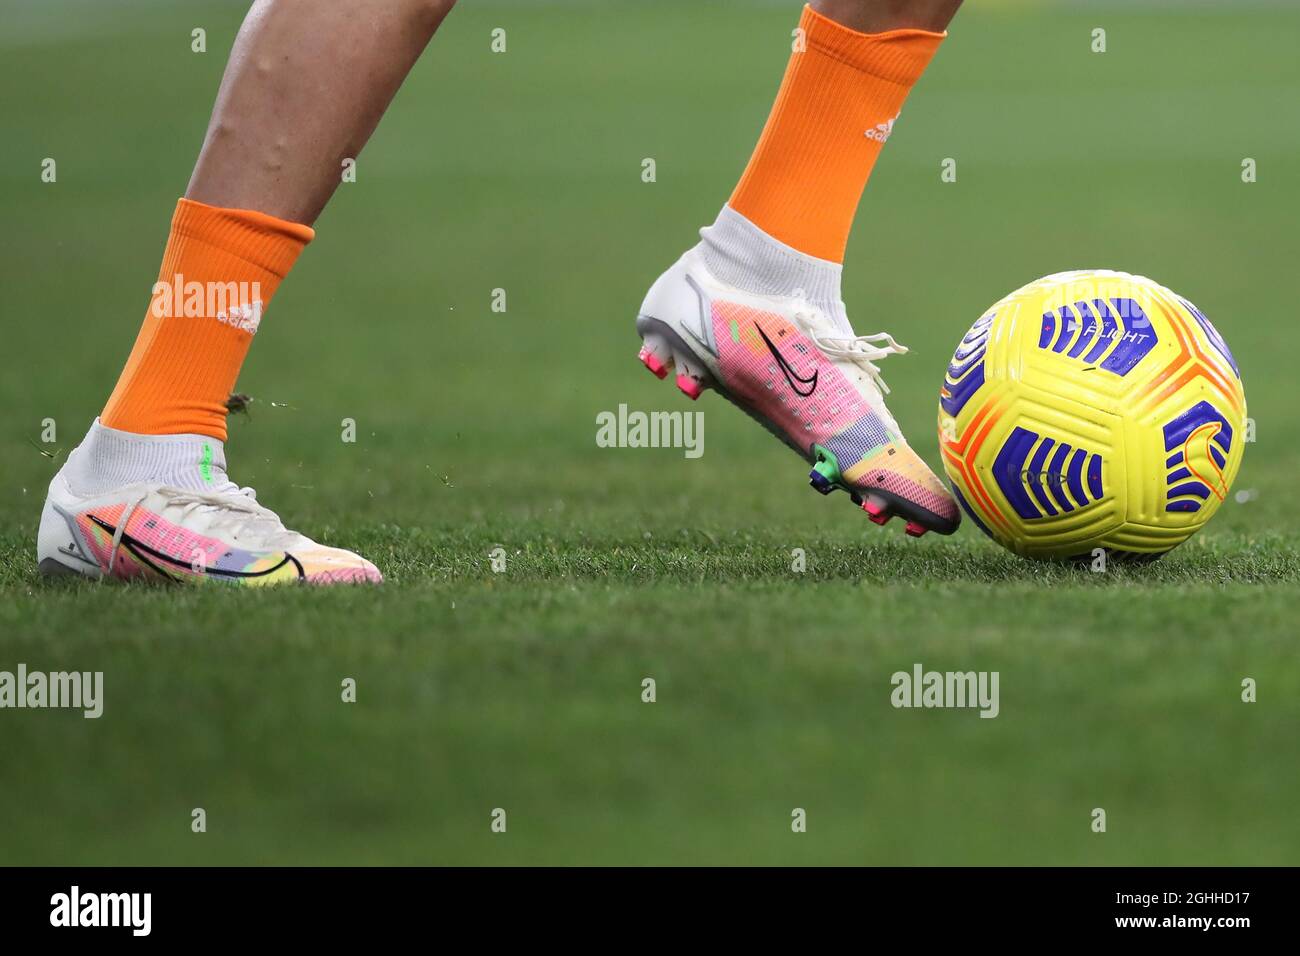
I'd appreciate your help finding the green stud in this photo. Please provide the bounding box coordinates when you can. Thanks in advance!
[810,444,841,482]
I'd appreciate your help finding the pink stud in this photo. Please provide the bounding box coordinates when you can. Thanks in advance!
[639,347,668,380]
[862,498,886,518]
[904,521,928,538]
[865,509,889,526]
[675,374,703,400]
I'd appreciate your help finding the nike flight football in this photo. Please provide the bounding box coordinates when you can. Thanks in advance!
[937,270,1246,561]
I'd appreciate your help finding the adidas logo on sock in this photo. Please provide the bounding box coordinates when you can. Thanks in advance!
[864,115,897,143]
[215,300,264,335]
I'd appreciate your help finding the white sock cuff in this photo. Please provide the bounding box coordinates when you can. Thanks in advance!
[698,205,844,306]
[63,419,227,496]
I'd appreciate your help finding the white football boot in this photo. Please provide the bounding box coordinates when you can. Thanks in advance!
[37,421,382,585]
[635,208,959,535]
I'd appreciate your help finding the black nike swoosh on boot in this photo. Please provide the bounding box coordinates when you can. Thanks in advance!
[87,513,299,581]
[757,324,819,397]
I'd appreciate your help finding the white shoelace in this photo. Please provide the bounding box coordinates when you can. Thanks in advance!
[166,485,286,541]
[105,490,150,575]
[793,310,909,395]
[99,480,286,575]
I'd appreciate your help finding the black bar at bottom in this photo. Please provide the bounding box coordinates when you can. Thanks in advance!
[0,866,1281,941]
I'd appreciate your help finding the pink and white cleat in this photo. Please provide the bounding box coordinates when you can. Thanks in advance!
[636,237,959,536]
[36,421,381,585]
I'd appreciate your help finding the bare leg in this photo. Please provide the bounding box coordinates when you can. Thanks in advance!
[42,2,462,586]
[811,0,963,33]
[186,0,457,225]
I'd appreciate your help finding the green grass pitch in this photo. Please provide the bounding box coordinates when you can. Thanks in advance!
[1,0,1298,864]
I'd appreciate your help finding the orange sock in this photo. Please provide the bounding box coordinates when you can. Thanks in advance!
[729,4,945,263]
[100,198,313,440]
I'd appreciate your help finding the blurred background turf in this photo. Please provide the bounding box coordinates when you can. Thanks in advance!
[0,0,1297,864]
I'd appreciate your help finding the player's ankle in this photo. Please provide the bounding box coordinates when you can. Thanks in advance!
[697,206,851,335]
[61,419,230,497]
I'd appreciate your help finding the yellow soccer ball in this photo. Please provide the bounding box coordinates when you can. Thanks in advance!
[937,271,1246,561]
